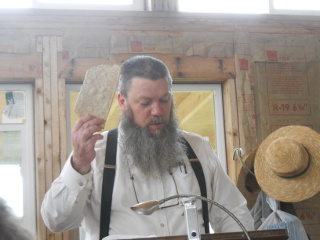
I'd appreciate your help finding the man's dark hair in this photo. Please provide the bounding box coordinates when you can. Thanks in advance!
[118,55,173,97]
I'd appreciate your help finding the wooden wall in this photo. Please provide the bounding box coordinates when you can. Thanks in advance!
[1,9,320,240]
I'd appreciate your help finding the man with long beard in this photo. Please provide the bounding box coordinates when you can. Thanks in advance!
[41,56,254,240]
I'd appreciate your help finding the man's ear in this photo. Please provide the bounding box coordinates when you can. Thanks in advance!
[118,93,127,114]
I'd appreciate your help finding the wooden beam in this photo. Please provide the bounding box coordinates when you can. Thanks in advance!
[58,54,235,83]
[0,53,42,80]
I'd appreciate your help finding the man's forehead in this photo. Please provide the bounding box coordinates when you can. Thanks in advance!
[131,76,168,83]
[128,87,171,102]
[129,77,170,91]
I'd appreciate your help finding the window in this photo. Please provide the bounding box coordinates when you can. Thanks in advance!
[0,84,36,236]
[0,0,143,10]
[179,0,269,14]
[270,0,320,15]
[179,0,320,15]
[273,0,320,10]
[174,84,227,171]
[66,83,227,171]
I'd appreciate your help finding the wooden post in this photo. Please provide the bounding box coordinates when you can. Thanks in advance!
[222,78,240,183]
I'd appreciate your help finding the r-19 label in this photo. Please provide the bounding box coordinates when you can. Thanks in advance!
[269,100,310,115]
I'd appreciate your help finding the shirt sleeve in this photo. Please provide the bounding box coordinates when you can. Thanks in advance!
[40,155,93,232]
[209,158,255,233]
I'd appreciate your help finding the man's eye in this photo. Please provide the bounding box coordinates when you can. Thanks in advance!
[160,98,170,104]
[140,102,151,106]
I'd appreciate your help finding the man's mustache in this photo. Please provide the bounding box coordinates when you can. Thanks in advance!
[148,116,166,124]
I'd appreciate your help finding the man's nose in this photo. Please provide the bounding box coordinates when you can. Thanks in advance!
[151,102,163,116]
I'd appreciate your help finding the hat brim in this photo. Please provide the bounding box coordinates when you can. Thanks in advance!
[255,125,320,202]
[236,148,260,209]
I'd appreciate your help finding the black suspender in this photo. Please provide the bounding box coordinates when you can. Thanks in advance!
[99,128,209,240]
[182,138,210,234]
[99,128,118,240]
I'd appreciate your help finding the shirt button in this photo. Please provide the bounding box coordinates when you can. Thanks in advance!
[160,223,165,227]
[79,182,84,186]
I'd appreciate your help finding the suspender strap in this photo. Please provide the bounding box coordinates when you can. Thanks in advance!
[99,128,118,240]
[183,138,210,234]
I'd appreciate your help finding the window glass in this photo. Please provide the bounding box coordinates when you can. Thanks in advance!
[273,0,320,10]
[178,0,269,14]
[175,91,216,149]
[0,0,32,8]
[173,84,226,171]
[37,0,132,3]
[0,131,22,164]
[179,0,320,15]
[0,131,23,217]
[0,0,142,10]
[0,90,26,124]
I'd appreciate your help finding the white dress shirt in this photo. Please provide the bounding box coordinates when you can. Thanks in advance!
[41,129,254,240]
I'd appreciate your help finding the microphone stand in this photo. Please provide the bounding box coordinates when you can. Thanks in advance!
[131,194,251,240]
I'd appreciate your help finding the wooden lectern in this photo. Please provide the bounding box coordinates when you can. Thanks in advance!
[129,229,288,240]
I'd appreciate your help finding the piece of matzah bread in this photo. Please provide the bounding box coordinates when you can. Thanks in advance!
[74,64,121,120]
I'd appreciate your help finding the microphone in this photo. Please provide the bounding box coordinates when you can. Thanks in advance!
[131,194,251,240]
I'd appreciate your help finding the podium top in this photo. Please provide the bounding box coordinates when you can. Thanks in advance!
[125,229,288,240]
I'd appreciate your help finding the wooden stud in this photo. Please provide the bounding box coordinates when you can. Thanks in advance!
[58,77,72,240]
[50,36,61,180]
[58,78,68,169]
[222,78,240,183]
[34,78,47,240]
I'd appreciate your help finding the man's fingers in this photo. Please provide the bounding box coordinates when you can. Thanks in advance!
[73,115,105,132]
[80,124,104,140]
[73,115,94,131]
[89,133,104,144]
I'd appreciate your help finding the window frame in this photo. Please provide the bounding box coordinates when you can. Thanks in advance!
[0,84,36,235]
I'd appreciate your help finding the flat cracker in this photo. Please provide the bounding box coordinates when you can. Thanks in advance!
[74,64,120,120]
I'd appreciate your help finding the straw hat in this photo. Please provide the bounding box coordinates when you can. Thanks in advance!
[255,125,320,202]
[236,148,261,210]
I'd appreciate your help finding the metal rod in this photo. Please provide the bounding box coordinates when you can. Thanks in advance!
[158,194,252,240]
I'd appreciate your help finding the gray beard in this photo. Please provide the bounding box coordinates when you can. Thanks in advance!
[121,107,187,178]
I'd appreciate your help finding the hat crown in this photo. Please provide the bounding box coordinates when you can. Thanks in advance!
[265,137,310,178]
[255,125,320,202]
